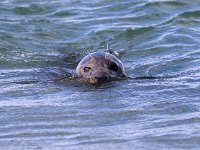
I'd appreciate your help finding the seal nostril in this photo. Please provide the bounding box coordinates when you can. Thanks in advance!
[95,77,108,82]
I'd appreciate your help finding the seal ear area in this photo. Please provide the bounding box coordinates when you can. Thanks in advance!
[107,60,127,78]
[108,61,123,73]
[108,62,119,72]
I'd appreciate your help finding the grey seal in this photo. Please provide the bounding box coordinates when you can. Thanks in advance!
[75,52,126,84]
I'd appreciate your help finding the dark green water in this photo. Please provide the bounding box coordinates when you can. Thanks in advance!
[1,0,200,149]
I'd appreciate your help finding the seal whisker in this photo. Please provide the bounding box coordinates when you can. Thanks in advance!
[80,41,90,56]
[89,52,94,59]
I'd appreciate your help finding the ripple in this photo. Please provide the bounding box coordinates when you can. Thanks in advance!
[13,3,51,15]
[144,1,188,8]
[159,9,200,27]
[1,0,200,149]
[124,26,155,38]
[180,9,200,18]
[50,9,77,17]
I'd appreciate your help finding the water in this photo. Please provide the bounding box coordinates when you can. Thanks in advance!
[0,0,200,149]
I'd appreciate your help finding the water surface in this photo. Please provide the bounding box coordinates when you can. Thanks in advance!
[0,0,200,149]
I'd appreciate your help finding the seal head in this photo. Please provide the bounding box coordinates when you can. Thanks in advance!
[75,52,126,84]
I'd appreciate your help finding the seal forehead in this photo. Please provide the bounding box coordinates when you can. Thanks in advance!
[91,52,122,64]
[79,52,108,66]
[77,52,124,69]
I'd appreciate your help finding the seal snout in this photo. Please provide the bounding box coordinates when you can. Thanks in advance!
[94,76,108,83]
[90,70,110,83]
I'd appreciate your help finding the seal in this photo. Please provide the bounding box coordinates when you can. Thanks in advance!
[75,52,126,84]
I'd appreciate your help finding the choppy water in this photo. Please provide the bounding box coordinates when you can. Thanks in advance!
[1,0,200,149]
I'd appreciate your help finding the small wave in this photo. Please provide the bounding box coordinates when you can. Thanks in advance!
[180,9,200,18]
[13,4,46,15]
[50,9,77,17]
[158,9,200,27]
[144,1,187,8]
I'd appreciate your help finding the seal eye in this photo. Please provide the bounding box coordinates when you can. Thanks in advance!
[109,63,118,72]
[83,67,91,72]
